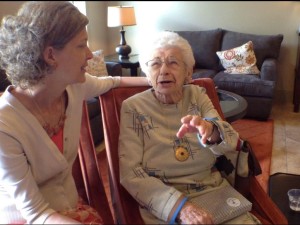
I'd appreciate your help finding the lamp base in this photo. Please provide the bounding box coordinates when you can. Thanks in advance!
[116,44,131,59]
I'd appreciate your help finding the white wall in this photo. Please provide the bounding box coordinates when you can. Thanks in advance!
[1,1,300,103]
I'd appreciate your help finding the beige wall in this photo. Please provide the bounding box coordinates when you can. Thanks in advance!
[1,1,300,103]
[86,1,108,53]
[0,1,24,15]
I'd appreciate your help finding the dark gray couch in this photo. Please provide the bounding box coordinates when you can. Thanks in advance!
[88,62,122,146]
[176,29,284,120]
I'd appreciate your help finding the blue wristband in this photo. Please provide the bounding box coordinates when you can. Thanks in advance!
[169,197,188,224]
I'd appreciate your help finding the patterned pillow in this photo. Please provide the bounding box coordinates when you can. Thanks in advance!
[86,50,108,77]
[216,41,260,75]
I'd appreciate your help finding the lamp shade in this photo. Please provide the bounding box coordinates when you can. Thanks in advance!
[107,6,136,27]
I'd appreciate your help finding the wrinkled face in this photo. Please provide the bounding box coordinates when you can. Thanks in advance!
[146,47,189,97]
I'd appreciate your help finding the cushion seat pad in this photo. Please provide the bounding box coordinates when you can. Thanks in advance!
[213,72,274,98]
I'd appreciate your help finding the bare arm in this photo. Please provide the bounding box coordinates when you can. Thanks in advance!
[119,76,149,87]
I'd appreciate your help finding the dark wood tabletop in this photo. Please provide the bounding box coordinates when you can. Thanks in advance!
[217,89,248,123]
[269,172,300,225]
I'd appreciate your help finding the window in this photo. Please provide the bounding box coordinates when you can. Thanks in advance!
[70,1,86,15]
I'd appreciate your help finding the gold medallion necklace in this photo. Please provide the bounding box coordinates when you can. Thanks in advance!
[29,89,66,137]
[175,145,189,162]
[158,94,189,162]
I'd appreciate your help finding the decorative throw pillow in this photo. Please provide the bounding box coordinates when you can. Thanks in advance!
[216,41,260,75]
[86,50,108,77]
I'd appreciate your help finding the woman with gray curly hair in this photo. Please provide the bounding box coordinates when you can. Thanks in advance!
[0,1,148,224]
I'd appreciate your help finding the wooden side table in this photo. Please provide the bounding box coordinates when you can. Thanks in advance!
[104,54,140,76]
[293,33,300,112]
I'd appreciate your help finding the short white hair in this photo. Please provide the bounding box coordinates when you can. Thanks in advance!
[139,31,195,77]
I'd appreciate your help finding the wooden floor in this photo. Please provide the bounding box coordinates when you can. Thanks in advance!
[269,100,300,175]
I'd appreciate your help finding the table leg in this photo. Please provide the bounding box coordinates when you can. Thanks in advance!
[130,67,138,76]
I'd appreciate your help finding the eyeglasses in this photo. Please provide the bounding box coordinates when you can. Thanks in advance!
[145,57,184,70]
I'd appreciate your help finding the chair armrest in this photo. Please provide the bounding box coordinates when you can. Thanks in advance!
[235,176,288,224]
[249,176,288,224]
[106,62,122,77]
[233,141,287,224]
[260,58,277,81]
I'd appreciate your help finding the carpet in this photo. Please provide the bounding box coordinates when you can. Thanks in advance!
[232,118,274,193]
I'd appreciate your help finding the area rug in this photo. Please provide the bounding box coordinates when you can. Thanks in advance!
[232,118,274,193]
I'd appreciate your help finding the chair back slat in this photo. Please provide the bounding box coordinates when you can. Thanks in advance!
[73,101,114,224]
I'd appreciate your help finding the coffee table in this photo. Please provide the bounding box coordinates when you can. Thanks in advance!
[269,172,300,224]
[217,89,248,123]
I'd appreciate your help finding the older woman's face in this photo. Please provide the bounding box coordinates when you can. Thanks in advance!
[146,47,188,96]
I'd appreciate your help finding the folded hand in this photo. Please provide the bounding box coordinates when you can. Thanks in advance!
[177,201,214,224]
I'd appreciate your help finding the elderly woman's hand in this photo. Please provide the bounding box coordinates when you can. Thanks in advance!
[176,115,214,144]
[177,201,214,224]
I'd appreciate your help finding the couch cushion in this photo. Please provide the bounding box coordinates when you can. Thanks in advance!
[176,29,223,70]
[216,41,260,75]
[0,69,11,92]
[86,97,104,146]
[86,50,108,77]
[221,30,283,69]
[192,69,218,79]
[213,71,275,98]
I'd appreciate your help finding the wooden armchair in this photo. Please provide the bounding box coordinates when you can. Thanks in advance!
[99,78,287,224]
[72,101,114,224]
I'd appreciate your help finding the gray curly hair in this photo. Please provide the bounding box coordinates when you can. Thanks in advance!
[139,31,195,77]
[0,1,89,88]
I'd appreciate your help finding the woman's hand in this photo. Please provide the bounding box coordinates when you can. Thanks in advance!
[177,201,214,224]
[176,115,214,144]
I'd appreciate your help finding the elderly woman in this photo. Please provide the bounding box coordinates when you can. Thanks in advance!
[0,1,149,224]
[118,31,261,224]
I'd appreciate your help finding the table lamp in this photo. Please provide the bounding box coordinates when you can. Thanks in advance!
[107,6,136,59]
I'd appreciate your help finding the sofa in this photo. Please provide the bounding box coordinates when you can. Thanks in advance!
[175,29,284,120]
[0,62,122,147]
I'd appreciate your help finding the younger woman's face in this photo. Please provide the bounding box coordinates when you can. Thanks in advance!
[49,28,93,85]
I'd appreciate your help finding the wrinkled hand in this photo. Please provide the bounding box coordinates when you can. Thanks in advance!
[177,201,214,224]
[176,115,213,144]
